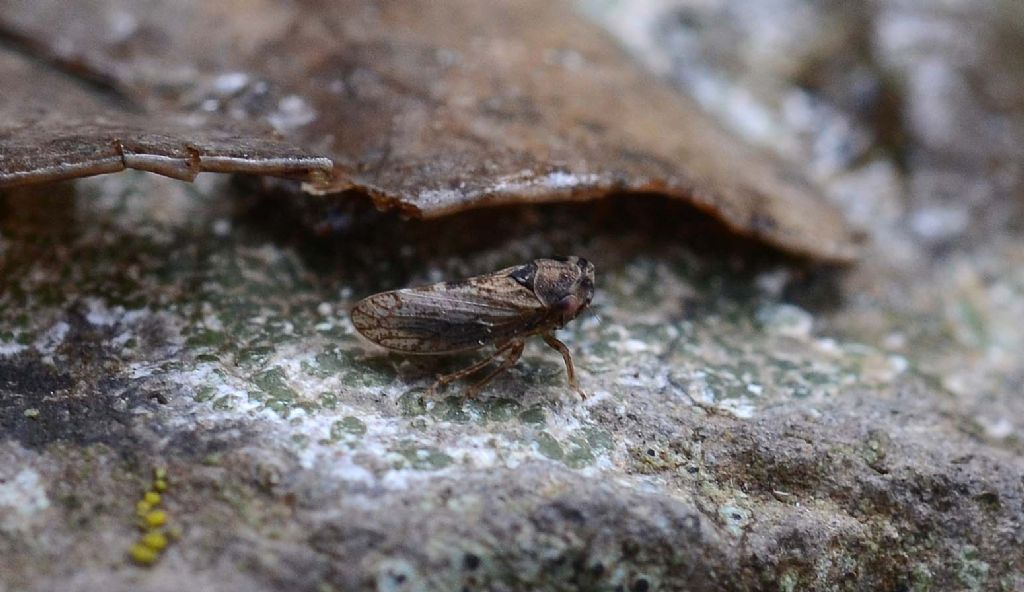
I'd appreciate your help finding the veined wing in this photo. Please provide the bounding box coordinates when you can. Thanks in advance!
[350,269,548,353]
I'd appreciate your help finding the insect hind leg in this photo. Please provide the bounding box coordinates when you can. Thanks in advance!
[463,340,525,399]
[429,340,522,398]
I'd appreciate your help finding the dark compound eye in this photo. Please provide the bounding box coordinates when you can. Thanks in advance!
[509,263,537,290]
[576,257,590,270]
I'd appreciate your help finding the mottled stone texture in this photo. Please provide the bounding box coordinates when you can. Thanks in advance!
[1,179,1022,591]
[2,1,1024,591]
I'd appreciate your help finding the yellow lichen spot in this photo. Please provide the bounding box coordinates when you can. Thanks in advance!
[141,531,168,551]
[167,525,184,540]
[130,543,159,566]
[144,510,167,528]
[128,467,173,565]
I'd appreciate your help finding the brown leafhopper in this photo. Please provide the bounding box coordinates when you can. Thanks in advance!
[351,256,595,399]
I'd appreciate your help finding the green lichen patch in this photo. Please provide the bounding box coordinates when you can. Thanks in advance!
[398,389,430,417]
[330,416,368,446]
[562,434,597,469]
[533,431,564,461]
[251,367,300,413]
[957,546,991,591]
[518,406,547,425]
[392,441,455,470]
[521,429,607,469]
[484,398,522,422]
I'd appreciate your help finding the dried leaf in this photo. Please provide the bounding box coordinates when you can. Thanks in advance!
[0,49,332,186]
[0,0,858,261]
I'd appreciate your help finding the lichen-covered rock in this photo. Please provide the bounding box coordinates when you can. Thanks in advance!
[1,173,1022,591]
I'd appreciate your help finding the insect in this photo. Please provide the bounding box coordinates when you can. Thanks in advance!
[350,256,595,399]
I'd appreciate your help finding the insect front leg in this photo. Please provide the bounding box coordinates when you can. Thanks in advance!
[542,333,586,400]
[428,340,520,398]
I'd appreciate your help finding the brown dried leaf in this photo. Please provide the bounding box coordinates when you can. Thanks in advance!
[0,0,858,261]
[0,50,333,187]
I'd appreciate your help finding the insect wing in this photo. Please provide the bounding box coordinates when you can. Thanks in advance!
[351,268,547,353]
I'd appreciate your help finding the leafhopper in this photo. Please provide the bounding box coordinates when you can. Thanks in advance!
[351,256,595,398]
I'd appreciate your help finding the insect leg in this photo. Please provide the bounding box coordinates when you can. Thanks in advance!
[542,333,586,400]
[429,340,518,397]
[463,340,525,399]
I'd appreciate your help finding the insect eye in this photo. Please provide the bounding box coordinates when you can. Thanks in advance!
[576,258,590,270]
[509,263,537,290]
